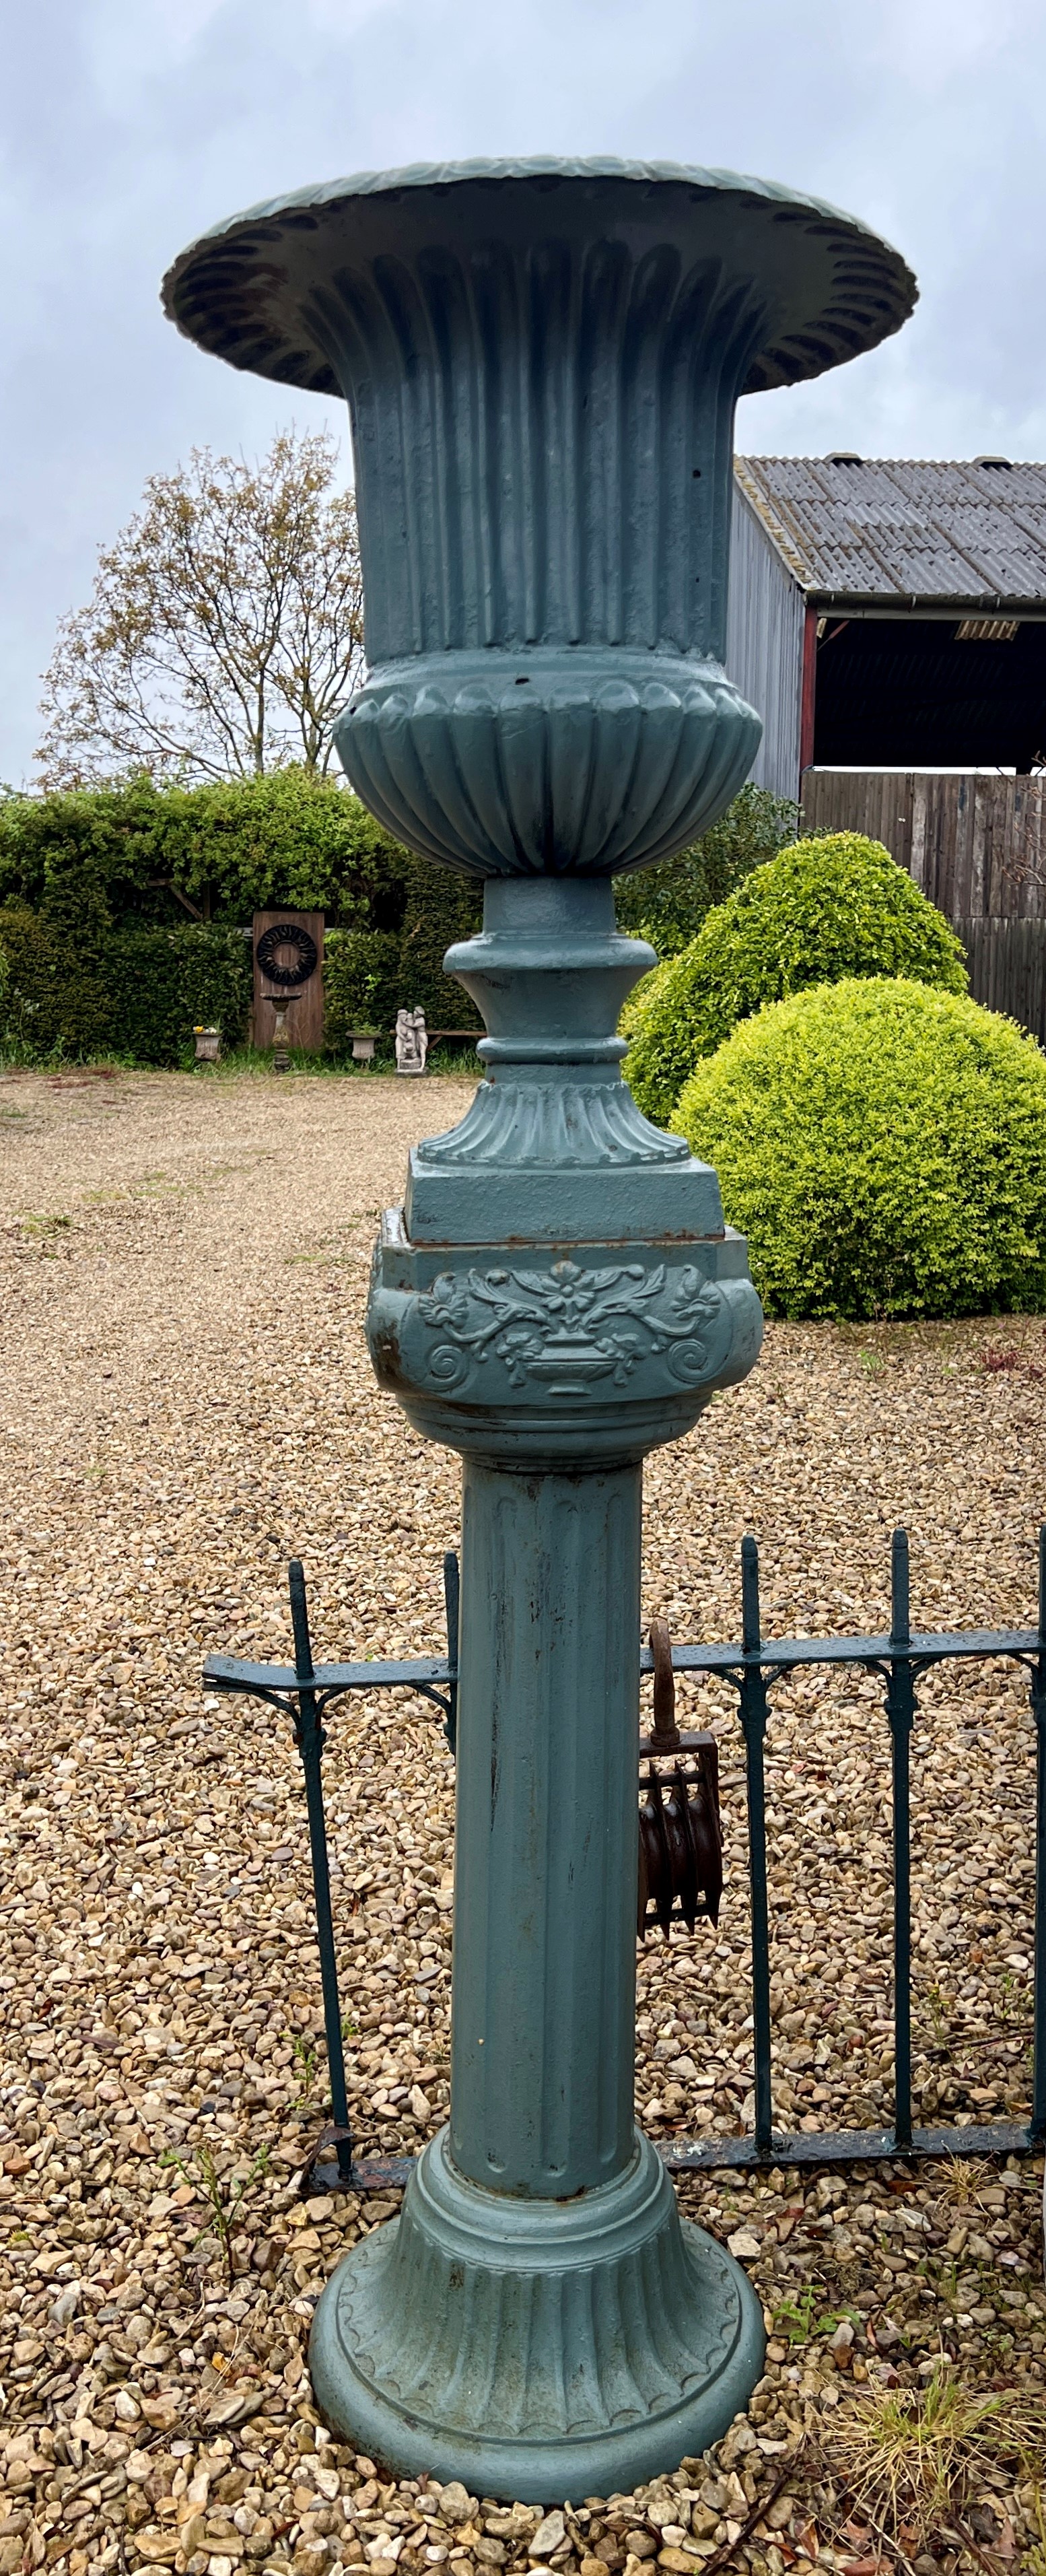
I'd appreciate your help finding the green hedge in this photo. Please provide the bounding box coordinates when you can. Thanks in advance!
[107,928,250,1063]
[0,893,487,1069]
[623,832,968,1124]
[0,904,112,1058]
[322,869,484,1054]
[0,905,250,1064]
[396,859,483,1031]
[671,978,1046,1320]
[322,930,403,1055]
[0,777,490,1060]
[0,770,411,934]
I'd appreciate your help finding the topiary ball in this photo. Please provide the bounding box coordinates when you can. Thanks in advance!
[670,978,1046,1321]
[622,832,968,1124]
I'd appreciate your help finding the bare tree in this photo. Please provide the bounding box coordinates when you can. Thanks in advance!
[36,429,364,785]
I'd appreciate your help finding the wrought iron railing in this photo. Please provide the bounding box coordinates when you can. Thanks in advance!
[203,1529,1046,2191]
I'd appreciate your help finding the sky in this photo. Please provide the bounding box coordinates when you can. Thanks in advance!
[2,0,1045,787]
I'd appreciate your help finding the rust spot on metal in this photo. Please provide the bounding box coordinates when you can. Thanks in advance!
[648,1616,681,1751]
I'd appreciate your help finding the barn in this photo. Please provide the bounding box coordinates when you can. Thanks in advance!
[724,453,1046,1038]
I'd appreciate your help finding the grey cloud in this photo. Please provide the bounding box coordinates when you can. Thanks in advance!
[2,0,1045,782]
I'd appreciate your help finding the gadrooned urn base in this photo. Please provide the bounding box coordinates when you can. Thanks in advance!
[335,648,760,879]
[309,2129,765,2503]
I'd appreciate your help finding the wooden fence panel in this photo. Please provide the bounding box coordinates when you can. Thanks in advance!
[955,918,1046,1042]
[797,776,1046,1040]
[800,770,908,872]
[801,772,1046,921]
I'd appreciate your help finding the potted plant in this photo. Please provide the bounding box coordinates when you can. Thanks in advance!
[193,1025,220,1062]
[349,1023,380,1062]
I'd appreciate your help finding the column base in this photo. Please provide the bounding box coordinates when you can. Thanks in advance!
[310,2129,764,2503]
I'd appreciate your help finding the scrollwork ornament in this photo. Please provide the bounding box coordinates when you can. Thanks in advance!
[426,1341,471,1392]
[415,1258,726,1399]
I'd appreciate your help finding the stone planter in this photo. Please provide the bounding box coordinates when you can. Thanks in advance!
[193,1027,220,1063]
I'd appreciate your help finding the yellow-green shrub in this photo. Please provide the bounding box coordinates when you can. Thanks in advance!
[671,979,1046,1320]
[623,832,968,1124]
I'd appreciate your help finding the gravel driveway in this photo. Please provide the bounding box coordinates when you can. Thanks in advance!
[1,1065,1043,2570]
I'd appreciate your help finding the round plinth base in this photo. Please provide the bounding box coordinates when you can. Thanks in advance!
[310,2129,764,2502]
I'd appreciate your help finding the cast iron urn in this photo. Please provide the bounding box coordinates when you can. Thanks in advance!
[165,158,915,2499]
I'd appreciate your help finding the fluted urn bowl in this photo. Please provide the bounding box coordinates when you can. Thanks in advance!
[164,160,915,877]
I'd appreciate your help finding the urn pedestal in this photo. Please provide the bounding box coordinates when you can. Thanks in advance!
[165,158,915,2499]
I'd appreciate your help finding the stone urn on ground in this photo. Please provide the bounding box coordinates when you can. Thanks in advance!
[165,158,915,2501]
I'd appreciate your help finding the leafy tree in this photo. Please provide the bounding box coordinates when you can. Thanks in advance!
[36,431,363,786]
[614,784,798,957]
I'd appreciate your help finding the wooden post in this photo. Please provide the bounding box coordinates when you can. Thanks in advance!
[252,911,325,1056]
[800,603,818,780]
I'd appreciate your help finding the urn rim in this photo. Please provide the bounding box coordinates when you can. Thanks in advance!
[162,153,917,401]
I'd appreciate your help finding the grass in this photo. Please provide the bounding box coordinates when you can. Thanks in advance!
[829,2359,1046,2550]
[1,1042,484,1081]
[190,1042,482,1080]
[0,1043,143,1075]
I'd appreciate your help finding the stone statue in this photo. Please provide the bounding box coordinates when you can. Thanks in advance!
[394,1007,427,1076]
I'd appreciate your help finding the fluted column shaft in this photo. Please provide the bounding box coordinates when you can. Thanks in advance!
[450,1462,641,2198]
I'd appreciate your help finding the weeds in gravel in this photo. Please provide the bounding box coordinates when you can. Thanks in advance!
[936,2155,1000,2211]
[291,2032,320,2105]
[773,2286,860,2348]
[161,2140,271,2288]
[774,2286,821,2344]
[934,2260,964,2321]
[20,1209,71,1236]
[828,2359,1046,2548]
[926,1983,949,2045]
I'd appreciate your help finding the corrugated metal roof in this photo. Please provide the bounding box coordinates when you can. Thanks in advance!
[735,455,1046,606]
